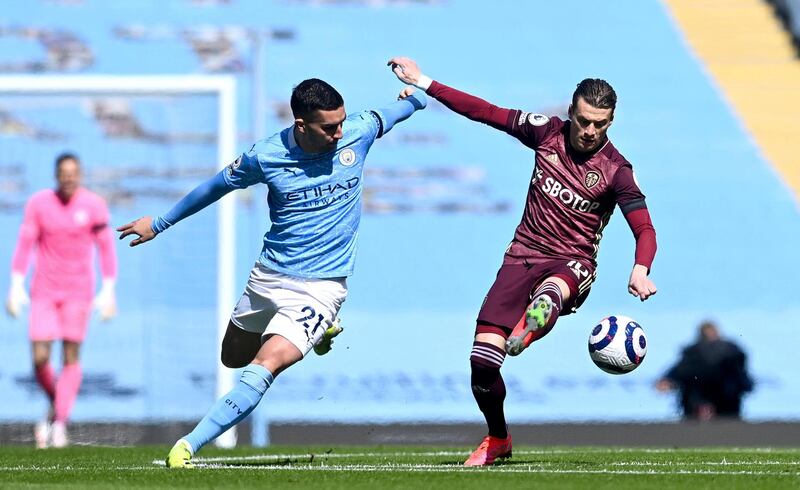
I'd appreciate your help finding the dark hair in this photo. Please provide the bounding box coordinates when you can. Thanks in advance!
[290,78,344,118]
[55,152,80,171]
[572,78,617,112]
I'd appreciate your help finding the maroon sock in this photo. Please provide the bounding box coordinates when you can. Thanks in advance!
[34,363,57,403]
[470,342,507,439]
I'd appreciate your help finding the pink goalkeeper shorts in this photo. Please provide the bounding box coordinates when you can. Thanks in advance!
[29,297,92,343]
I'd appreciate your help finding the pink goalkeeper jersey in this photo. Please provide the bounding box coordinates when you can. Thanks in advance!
[11,187,117,301]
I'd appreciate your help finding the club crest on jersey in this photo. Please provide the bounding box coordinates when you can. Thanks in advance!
[545,153,560,165]
[338,148,356,167]
[73,209,88,225]
[584,171,600,189]
[528,113,549,126]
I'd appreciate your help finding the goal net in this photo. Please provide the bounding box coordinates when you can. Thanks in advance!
[0,76,239,446]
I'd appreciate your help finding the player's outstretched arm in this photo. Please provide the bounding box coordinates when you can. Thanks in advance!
[623,207,657,301]
[117,171,234,247]
[387,56,512,131]
[616,167,657,302]
[375,88,426,136]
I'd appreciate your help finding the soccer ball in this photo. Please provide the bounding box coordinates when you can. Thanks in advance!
[587,315,647,374]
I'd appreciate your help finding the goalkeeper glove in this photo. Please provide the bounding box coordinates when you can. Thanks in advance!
[6,273,29,318]
[93,278,117,321]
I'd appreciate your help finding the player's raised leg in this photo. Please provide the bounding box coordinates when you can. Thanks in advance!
[505,277,570,356]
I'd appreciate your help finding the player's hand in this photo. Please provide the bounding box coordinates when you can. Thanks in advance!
[397,86,417,100]
[5,274,29,318]
[387,56,422,85]
[117,216,156,247]
[628,264,657,301]
[92,279,116,321]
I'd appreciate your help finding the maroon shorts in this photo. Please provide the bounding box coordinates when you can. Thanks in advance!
[476,256,596,335]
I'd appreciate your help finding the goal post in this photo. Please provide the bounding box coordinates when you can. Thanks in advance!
[0,75,239,447]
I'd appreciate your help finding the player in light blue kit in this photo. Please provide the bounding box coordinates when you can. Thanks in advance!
[117,78,426,468]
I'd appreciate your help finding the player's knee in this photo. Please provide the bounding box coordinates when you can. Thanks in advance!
[62,343,81,365]
[470,341,506,369]
[221,348,250,369]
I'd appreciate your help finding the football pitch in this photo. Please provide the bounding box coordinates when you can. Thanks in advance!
[1,445,798,489]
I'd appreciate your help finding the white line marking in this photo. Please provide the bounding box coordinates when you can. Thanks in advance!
[3,459,798,477]
[139,449,800,476]
[610,460,800,466]
[4,448,798,478]
[153,463,800,476]
[182,447,800,465]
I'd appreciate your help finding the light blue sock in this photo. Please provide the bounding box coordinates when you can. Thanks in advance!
[183,364,273,454]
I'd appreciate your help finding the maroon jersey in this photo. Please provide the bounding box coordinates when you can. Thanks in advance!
[503,114,646,266]
[426,80,654,270]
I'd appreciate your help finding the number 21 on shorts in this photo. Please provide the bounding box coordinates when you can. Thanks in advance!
[296,306,325,337]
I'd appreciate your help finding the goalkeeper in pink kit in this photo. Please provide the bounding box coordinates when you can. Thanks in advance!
[6,153,118,448]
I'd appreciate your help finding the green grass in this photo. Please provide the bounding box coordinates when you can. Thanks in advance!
[0,445,798,489]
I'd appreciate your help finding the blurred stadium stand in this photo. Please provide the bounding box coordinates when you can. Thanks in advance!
[1,0,800,447]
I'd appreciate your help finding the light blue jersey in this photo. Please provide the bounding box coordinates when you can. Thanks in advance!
[150,92,426,279]
[225,111,381,278]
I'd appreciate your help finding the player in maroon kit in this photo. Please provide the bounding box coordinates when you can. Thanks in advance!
[388,56,658,466]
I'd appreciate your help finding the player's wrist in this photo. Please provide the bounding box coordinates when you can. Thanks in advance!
[151,216,169,234]
[414,75,433,91]
[406,91,427,110]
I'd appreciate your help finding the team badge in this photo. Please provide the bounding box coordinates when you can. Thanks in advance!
[339,148,356,167]
[527,113,549,126]
[73,209,88,225]
[584,171,600,189]
[227,156,241,176]
[545,153,559,165]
